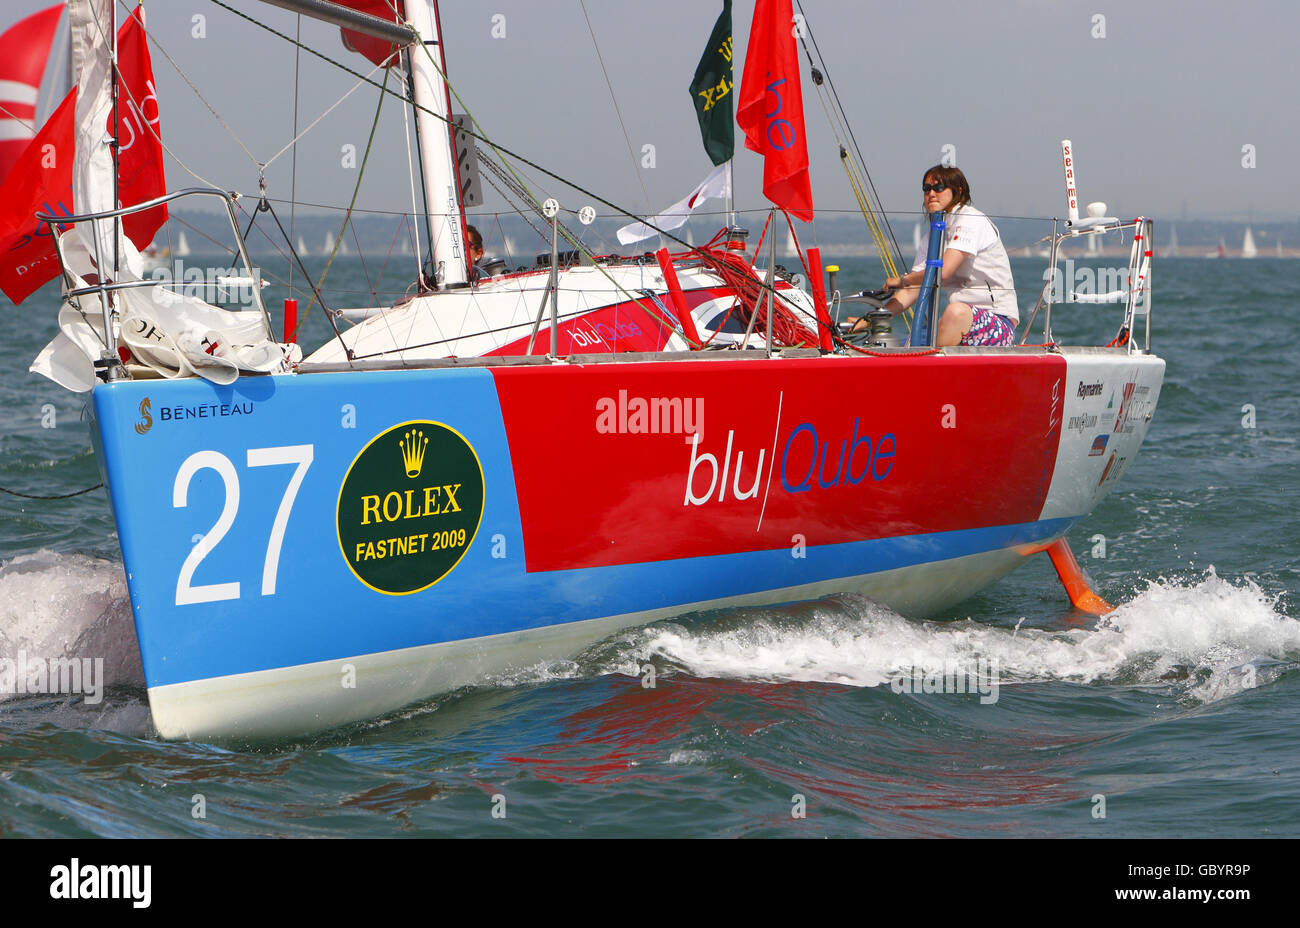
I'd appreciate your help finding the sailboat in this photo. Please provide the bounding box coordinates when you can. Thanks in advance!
[296,235,309,257]
[1241,226,1257,259]
[1166,225,1179,258]
[175,230,191,257]
[10,0,1165,742]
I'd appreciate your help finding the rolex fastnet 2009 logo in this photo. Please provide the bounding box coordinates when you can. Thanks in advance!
[337,421,484,595]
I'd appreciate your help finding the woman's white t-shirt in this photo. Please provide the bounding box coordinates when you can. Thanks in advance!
[911,205,1019,322]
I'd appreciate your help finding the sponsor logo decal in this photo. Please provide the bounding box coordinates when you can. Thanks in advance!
[1097,451,1115,485]
[1113,381,1138,435]
[155,402,254,422]
[133,397,153,435]
[337,421,484,595]
[1077,381,1104,399]
[1089,434,1108,456]
[1066,412,1098,434]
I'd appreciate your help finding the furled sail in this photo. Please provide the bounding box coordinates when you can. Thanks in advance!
[337,0,406,68]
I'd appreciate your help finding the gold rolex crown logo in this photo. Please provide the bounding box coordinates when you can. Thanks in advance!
[399,428,429,478]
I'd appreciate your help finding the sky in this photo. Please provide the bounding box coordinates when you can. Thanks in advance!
[8,0,1298,230]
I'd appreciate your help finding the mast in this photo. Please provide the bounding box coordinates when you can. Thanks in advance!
[405,0,468,287]
[257,1,466,284]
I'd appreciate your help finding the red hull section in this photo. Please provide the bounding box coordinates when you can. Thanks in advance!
[491,354,1066,572]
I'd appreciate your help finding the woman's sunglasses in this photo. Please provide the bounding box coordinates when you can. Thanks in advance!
[921,182,949,194]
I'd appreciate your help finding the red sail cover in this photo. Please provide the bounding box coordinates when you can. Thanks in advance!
[0,8,166,303]
[0,5,64,181]
[736,0,813,221]
[337,0,406,68]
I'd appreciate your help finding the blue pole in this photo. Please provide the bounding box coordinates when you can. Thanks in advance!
[906,211,945,347]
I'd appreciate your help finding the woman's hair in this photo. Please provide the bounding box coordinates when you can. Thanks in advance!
[466,224,483,251]
[923,165,972,210]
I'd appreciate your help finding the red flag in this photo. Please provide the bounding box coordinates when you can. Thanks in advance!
[0,9,167,303]
[735,0,813,221]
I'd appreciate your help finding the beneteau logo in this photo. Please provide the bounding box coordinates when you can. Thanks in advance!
[337,421,484,595]
[133,397,153,434]
[49,858,150,908]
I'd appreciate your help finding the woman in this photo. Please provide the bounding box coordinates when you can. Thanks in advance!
[870,166,1018,347]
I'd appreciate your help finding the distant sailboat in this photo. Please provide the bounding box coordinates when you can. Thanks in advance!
[175,231,191,257]
[1241,226,1257,258]
[1166,225,1179,258]
[1086,230,1099,255]
[323,231,336,255]
[1206,237,1226,259]
[297,236,309,256]
[685,226,695,247]
[912,221,921,254]
[1277,238,1284,258]
[784,225,797,257]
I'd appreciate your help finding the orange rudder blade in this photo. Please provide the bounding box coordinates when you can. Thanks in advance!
[1045,538,1114,615]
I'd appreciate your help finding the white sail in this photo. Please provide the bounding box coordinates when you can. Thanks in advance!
[785,225,797,257]
[70,0,131,275]
[297,236,309,256]
[1242,226,1257,258]
[1167,225,1179,257]
[912,221,921,253]
[323,231,335,254]
[175,230,191,257]
[1087,231,1099,255]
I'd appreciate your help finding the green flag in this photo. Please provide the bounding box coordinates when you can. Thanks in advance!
[689,0,734,167]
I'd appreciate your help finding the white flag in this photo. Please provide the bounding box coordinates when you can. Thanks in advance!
[617,163,730,245]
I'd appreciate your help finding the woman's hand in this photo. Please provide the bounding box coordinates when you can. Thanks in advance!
[885,275,904,290]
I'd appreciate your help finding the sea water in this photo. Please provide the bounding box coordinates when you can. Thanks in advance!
[1,254,1296,837]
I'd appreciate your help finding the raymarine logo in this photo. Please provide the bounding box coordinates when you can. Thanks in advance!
[49,858,151,908]
[1077,381,1104,398]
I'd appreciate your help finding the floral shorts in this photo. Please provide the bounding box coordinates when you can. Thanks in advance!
[960,307,1017,347]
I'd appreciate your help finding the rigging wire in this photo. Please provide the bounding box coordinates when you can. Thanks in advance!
[792,0,904,271]
[295,64,393,340]
[0,483,103,500]
[290,12,301,297]
[577,0,656,233]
